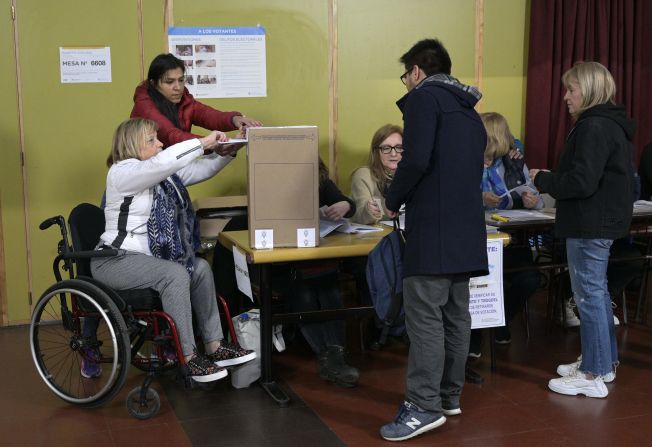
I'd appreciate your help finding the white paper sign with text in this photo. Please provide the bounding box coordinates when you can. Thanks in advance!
[232,246,253,302]
[469,239,505,329]
[168,27,266,98]
[59,47,112,83]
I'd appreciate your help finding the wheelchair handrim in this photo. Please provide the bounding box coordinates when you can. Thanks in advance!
[30,287,121,405]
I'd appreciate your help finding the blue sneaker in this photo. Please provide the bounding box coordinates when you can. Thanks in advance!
[80,347,102,379]
[380,401,446,441]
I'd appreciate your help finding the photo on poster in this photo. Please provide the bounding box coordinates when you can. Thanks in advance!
[168,26,267,98]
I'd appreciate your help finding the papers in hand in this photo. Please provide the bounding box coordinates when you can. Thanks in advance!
[498,184,539,198]
[216,138,248,144]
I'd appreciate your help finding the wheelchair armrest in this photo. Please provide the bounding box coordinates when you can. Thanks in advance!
[62,249,126,260]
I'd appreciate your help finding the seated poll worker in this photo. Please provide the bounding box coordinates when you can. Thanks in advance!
[350,124,404,224]
[468,112,543,356]
[89,118,255,383]
[130,53,262,149]
[282,159,360,387]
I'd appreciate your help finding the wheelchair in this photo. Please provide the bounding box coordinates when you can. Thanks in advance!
[29,203,237,419]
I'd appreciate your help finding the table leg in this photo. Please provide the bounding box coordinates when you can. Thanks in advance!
[259,264,290,406]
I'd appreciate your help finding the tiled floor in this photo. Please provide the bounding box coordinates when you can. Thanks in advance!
[4,292,652,446]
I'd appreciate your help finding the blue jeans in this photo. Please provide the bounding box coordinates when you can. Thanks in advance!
[566,238,618,376]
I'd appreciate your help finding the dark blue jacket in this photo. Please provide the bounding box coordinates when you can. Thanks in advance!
[534,104,635,239]
[385,75,488,278]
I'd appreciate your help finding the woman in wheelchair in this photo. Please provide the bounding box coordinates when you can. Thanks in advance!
[90,117,255,383]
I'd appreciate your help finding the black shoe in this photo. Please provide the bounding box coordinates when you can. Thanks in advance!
[184,353,228,383]
[494,326,512,345]
[318,345,360,387]
[465,366,484,384]
[468,331,482,358]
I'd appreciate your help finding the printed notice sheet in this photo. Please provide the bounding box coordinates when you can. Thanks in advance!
[469,238,505,329]
[168,27,266,98]
[59,47,112,83]
[232,246,253,302]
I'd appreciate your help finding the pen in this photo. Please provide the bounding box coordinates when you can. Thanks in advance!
[490,213,509,222]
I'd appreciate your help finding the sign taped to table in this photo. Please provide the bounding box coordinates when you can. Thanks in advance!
[469,238,505,329]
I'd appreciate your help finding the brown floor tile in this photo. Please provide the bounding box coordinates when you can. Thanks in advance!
[6,286,652,447]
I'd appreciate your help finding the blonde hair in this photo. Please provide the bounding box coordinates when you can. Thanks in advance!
[107,118,158,166]
[480,112,514,161]
[366,124,403,193]
[562,61,616,118]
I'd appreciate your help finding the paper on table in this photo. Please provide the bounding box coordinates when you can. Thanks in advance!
[319,219,344,238]
[494,209,554,221]
[380,213,405,229]
[320,218,382,237]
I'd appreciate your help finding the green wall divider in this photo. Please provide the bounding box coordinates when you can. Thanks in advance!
[1,0,529,324]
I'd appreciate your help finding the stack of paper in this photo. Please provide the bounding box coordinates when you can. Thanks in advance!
[319,219,383,238]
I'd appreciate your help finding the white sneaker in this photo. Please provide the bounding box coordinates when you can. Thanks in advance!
[442,408,462,416]
[556,356,615,383]
[613,315,620,326]
[548,371,608,398]
[558,298,581,327]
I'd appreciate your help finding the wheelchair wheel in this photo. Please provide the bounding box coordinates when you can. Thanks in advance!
[30,279,131,408]
[126,386,161,419]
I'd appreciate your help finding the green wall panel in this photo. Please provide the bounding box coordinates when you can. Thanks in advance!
[1,0,530,323]
[18,0,143,320]
[0,0,29,322]
[482,0,529,142]
[172,0,330,199]
[338,0,479,194]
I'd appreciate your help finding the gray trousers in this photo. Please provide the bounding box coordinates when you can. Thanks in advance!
[91,252,223,357]
[404,275,471,413]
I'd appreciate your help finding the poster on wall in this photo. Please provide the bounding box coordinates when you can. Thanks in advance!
[59,47,112,83]
[168,26,267,99]
[469,238,505,329]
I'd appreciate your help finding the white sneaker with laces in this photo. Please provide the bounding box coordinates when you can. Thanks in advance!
[548,371,608,398]
[556,356,615,383]
[558,297,581,327]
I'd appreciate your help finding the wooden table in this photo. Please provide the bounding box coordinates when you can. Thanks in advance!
[219,228,510,405]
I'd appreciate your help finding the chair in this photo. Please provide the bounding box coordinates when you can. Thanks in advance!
[30,203,236,419]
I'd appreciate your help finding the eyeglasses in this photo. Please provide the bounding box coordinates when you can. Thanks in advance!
[400,67,413,85]
[377,145,404,154]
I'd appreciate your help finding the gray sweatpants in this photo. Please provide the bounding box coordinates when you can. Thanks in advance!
[404,275,471,413]
[91,252,223,357]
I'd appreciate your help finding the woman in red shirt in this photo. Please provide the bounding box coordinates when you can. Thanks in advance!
[130,53,262,148]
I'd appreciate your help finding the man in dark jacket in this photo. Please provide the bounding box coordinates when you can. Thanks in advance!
[380,39,488,442]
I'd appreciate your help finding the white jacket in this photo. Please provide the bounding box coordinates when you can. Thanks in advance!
[100,138,232,254]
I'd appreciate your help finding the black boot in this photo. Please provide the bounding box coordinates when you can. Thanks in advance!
[318,345,360,387]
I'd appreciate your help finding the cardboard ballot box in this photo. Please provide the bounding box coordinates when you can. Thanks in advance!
[246,126,319,248]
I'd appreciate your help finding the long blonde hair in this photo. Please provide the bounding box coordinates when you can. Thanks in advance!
[366,124,403,193]
[562,61,616,118]
[480,112,514,161]
[106,118,158,167]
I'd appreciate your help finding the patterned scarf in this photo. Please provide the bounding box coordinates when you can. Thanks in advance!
[481,157,509,210]
[147,174,200,276]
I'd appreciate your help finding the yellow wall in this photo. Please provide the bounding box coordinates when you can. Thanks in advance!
[1,0,28,323]
[1,0,529,324]
[482,0,529,140]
